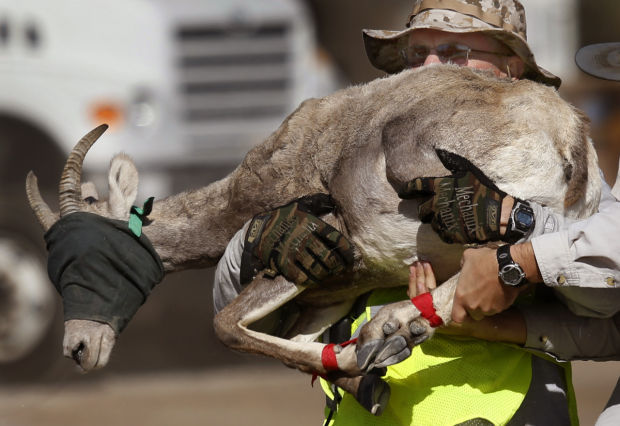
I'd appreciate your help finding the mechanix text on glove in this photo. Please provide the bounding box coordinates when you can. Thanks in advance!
[399,149,506,244]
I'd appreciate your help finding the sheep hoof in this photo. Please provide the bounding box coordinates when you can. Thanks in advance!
[356,374,391,416]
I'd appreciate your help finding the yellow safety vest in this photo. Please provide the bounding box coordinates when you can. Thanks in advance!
[320,288,578,426]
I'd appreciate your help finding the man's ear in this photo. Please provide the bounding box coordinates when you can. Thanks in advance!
[507,56,525,80]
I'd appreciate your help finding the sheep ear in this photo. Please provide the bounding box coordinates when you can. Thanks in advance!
[108,153,139,220]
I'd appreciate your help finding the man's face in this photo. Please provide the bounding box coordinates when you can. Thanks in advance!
[405,29,523,78]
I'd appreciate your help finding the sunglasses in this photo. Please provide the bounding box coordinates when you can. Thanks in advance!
[400,43,513,68]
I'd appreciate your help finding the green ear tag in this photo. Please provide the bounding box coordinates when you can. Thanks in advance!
[129,197,154,237]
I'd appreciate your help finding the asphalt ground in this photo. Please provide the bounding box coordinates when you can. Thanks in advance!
[0,361,619,426]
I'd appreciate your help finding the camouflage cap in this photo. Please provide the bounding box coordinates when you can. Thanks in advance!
[363,0,561,88]
[575,42,620,81]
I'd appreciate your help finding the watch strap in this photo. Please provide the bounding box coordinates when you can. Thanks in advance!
[496,244,512,269]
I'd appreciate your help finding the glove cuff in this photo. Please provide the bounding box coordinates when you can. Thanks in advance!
[240,213,271,285]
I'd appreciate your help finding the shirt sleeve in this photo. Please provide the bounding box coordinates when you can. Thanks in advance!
[529,173,620,290]
[520,302,620,361]
[213,221,249,314]
[522,166,620,358]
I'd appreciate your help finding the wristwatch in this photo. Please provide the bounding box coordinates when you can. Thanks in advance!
[504,200,535,243]
[497,244,528,287]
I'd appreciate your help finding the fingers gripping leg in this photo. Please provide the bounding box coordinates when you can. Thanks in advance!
[356,275,459,372]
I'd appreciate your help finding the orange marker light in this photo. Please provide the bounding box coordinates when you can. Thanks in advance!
[91,102,123,130]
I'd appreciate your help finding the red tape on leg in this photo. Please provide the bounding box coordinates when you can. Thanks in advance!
[321,338,358,372]
[311,338,358,386]
[411,292,443,327]
[322,343,339,371]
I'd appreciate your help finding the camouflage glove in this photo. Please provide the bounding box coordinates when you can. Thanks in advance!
[240,193,355,286]
[399,149,509,244]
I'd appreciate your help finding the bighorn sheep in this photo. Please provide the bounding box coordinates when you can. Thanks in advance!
[26,65,600,414]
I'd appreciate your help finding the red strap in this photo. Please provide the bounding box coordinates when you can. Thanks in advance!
[322,343,339,371]
[411,292,443,327]
[321,338,358,371]
[312,338,358,386]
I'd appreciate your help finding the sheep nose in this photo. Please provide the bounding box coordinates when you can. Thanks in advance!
[72,342,85,364]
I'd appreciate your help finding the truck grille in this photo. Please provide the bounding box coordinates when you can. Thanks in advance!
[175,22,292,125]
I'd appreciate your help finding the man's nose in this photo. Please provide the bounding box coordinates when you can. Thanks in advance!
[424,54,442,65]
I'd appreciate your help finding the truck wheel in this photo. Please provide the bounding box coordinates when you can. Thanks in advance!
[0,228,54,362]
[0,117,63,367]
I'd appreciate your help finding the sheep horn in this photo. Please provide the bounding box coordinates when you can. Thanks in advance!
[25,171,59,232]
[58,124,109,216]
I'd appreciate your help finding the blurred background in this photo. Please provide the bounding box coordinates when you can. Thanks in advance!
[0,0,619,425]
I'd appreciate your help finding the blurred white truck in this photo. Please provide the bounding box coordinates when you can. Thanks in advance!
[0,0,341,361]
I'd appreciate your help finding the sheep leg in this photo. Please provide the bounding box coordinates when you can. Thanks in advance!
[356,274,458,372]
[213,274,390,414]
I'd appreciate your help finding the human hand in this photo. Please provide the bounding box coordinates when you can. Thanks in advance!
[407,261,437,298]
[399,150,516,244]
[240,193,355,286]
[451,247,523,323]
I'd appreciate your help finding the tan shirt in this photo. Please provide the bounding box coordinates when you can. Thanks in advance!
[524,163,620,360]
[529,171,620,318]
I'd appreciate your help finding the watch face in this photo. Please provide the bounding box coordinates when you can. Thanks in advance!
[515,209,534,229]
[500,264,525,286]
